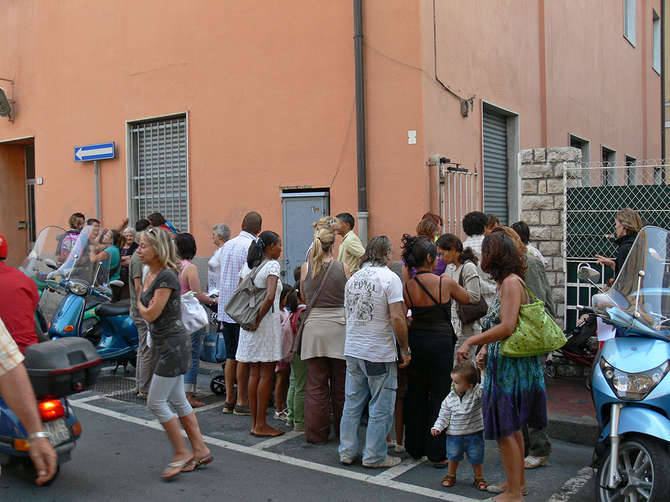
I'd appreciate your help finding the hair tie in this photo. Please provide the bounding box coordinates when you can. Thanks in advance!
[257,238,265,249]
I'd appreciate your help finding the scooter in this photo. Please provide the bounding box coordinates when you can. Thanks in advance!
[27,226,139,368]
[579,226,670,502]
[0,337,101,483]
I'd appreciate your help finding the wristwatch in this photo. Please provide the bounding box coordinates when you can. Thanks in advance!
[27,431,51,444]
[400,347,411,356]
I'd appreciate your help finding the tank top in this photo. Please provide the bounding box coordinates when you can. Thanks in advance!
[405,272,453,332]
[303,260,346,308]
[179,260,191,294]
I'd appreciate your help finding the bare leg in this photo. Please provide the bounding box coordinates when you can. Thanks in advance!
[495,433,524,501]
[160,417,192,478]
[274,368,289,412]
[179,412,212,471]
[237,361,250,407]
[224,359,237,406]
[513,431,526,489]
[248,363,260,433]
[253,362,284,437]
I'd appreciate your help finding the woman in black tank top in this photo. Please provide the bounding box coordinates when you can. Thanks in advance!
[400,235,471,464]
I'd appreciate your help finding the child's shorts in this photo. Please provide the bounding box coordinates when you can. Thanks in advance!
[446,431,485,465]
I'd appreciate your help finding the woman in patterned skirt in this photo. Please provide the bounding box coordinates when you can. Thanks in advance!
[455,232,547,502]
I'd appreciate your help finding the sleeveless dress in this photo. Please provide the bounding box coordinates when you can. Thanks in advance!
[404,272,456,462]
[481,294,548,440]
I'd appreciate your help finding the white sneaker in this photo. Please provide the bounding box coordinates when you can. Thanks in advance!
[362,456,402,468]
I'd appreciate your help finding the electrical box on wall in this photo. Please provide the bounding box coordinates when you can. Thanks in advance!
[408,130,417,145]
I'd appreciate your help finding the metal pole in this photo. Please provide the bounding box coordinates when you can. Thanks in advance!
[354,0,368,244]
[94,160,100,219]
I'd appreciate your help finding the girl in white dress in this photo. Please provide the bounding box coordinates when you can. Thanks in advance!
[236,230,284,437]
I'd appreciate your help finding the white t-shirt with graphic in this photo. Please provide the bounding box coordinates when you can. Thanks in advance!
[344,263,404,363]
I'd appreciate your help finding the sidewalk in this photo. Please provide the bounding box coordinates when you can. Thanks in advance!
[546,376,599,446]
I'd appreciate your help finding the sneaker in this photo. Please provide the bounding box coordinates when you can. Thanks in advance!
[394,444,405,454]
[340,456,355,465]
[362,456,402,468]
[273,409,288,421]
[221,402,235,414]
[233,405,251,416]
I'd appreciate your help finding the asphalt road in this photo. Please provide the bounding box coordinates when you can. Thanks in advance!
[1,367,597,501]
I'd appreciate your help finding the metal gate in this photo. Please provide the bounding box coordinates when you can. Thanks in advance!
[440,166,479,238]
[564,160,670,328]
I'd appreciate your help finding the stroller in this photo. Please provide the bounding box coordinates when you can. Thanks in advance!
[202,303,228,396]
[545,314,598,386]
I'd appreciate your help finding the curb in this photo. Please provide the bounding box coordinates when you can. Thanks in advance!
[547,413,599,447]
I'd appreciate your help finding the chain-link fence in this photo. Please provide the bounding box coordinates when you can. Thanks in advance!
[563,160,670,328]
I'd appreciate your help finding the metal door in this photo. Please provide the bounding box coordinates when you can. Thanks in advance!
[483,108,508,225]
[281,191,329,283]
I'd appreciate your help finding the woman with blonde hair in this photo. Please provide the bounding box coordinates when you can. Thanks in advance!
[299,225,350,443]
[137,228,212,480]
[596,208,643,279]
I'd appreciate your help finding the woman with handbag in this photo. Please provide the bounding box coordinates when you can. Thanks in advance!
[137,228,212,480]
[299,226,350,444]
[176,233,217,408]
[237,230,285,437]
[436,234,486,362]
[455,232,549,502]
[400,235,471,465]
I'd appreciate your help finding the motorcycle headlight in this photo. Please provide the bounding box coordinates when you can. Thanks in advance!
[68,280,88,296]
[600,358,670,401]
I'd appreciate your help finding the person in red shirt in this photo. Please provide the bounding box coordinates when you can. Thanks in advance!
[0,233,39,353]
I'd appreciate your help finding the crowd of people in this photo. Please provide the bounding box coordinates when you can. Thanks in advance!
[0,204,644,497]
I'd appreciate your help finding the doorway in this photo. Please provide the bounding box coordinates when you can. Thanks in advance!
[281,190,330,283]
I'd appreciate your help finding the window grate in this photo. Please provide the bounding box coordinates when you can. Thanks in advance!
[128,115,188,231]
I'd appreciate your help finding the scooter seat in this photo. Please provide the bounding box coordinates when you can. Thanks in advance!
[96,300,130,318]
[85,296,107,311]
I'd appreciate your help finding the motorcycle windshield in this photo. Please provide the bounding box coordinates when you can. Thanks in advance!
[608,226,670,337]
[18,226,68,285]
[46,225,110,288]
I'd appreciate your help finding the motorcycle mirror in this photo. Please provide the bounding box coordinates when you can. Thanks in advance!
[578,265,601,285]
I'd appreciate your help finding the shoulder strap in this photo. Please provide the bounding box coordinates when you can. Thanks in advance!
[414,275,441,307]
[404,281,415,307]
[439,276,443,304]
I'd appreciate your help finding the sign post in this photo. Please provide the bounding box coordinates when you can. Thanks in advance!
[74,142,115,220]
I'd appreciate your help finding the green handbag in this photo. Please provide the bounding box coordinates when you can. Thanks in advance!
[500,285,567,358]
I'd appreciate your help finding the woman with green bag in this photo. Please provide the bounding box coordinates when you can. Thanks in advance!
[455,232,547,502]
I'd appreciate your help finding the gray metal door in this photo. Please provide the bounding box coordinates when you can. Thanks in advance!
[483,108,508,225]
[281,192,329,283]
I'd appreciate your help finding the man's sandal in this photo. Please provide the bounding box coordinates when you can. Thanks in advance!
[524,455,548,469]
[473,477,488,491]
[441,473,456,488]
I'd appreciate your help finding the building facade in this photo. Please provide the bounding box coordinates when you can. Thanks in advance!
[0,0,662,273]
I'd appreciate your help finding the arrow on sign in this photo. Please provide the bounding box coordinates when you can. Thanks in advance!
[75,146,113,160]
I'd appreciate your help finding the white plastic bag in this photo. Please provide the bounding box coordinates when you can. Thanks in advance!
[181,291,208,334]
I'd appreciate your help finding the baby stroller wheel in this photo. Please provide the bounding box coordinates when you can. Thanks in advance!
[210,375,226,395]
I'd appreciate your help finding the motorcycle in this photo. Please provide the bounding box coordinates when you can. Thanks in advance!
[29,225,139,367]
[579,226,670,502]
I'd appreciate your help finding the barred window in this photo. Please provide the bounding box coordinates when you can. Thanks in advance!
[128,114,188,231]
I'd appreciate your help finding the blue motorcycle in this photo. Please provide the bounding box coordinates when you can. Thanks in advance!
[580,226,670,502]
[39,226,139,368]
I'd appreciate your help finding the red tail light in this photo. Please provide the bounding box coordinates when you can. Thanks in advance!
[38,400,65,421]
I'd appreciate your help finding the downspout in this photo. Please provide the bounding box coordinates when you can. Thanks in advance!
[662,0,666,161]
[354,0,368,244]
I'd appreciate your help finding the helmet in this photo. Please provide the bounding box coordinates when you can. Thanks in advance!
[0,233,7,259]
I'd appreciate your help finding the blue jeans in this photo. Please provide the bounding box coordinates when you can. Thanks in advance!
[446,431,485,465]
[184,328,203,393]
[338,356,397,465]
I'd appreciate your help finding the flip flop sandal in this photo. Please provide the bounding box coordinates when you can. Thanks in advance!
[182,455,214,472]
[441,474,456,488]
[161,459,190,481]
[524,455,548,469]
[473,477,488,491]
[487,484,529,495]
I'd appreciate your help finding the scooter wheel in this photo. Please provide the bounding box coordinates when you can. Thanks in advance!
[210,376,226,396]
[596,435,670,502]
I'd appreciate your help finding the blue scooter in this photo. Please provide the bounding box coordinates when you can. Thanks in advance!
[42,226,139,367]
[579,226,670,502]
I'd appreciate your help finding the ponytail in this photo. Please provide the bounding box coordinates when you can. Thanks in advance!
[310,227,335,278]
[459,247,478,265]
[247,230,280,269]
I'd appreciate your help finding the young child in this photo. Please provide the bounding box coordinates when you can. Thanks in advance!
[274,286,294,421]
[431,362,487,491]
[285,288,306,432]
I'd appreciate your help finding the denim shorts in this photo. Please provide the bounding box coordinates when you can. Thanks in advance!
[446,431,485,465]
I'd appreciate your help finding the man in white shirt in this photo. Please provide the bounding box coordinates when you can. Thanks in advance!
[339,236,411,468]
[462,212,497,307]
[218,211,262,415]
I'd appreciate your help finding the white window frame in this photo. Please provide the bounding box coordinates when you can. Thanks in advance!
[569,133,591,185]
[125,112,190,231]
[602,146,616,186]
[624,0,636,47]
[653,9,661,73]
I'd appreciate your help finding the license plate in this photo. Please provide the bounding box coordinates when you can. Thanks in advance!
[44,418,71,447]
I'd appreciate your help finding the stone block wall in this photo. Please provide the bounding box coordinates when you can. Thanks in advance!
[519,146,582,327]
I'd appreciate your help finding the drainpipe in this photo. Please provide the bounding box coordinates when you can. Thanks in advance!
[662,0,666,161]
[354,0,368,244]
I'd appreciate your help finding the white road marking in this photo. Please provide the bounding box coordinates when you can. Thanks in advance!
[72,400,477,501]
[547,466,593,502]
[252,430,303,450]
[69,395,102,403]
[375,456,427,480]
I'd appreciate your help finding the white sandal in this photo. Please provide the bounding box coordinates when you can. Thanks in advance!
[524,455,548,469]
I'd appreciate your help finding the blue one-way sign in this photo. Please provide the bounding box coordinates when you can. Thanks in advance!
[74,142,115,162]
